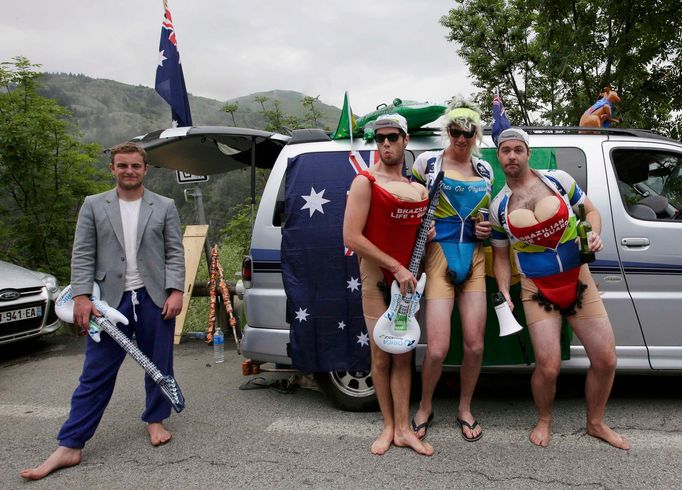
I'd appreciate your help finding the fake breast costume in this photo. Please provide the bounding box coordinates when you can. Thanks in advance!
[358,171,428,287]
[412,150,493,286]
[490,169,587,314]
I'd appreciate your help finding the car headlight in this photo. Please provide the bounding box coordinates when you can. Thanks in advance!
[39,274,60,294]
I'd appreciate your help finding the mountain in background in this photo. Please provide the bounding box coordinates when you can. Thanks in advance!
[36,73,343,240]
[38,73,342,148]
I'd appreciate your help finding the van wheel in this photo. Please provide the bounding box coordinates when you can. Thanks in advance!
[314,370,378,412]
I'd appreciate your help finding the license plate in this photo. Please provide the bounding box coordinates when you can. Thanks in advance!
[0,306,42,324]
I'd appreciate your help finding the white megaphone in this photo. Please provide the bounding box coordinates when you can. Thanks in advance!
[492,292,523,337]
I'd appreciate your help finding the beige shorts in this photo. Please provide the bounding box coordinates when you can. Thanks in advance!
[521,264,608,325]
[359,258,389,321]
[424,242,486,299]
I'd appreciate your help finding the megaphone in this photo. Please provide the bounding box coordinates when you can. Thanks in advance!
[492,292,523,337]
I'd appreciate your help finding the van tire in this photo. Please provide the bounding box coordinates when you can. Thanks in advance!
[314,370,378,412]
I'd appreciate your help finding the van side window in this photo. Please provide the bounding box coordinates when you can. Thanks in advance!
[273,174,286,227]
[554,148,587,192]
[611,149,682,221]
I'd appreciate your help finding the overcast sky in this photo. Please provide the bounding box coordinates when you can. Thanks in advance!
[1,0,475,115]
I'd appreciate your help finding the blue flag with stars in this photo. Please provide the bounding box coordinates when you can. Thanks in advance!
[282,151,379,373]
[491,90,511,147]
[155,0,192,127]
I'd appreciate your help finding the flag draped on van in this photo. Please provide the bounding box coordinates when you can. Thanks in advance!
[281,151,378,373]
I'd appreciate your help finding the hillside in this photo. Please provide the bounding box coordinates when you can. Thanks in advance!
[36,73,342,240]
[38,73,342,147]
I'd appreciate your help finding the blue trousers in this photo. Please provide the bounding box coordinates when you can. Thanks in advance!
[58,288,175,449]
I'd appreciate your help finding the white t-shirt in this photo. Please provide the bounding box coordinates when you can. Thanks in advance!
[119,198,145,291]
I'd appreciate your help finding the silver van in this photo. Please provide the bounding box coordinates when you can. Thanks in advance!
[140,126,682,410]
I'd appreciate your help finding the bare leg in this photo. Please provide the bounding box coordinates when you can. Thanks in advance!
[391,351,434,456]
[569,315,629,450]
[367,318,394,455]
[148,422,172,446]
[456,291,486,439]
[414,298,454,438]
[527,318,563,447]
[20,446,82,480]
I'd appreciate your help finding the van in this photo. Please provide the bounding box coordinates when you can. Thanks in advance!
[139,126,682,411]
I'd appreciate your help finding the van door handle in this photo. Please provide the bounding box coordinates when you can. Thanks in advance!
[621,237,650,247]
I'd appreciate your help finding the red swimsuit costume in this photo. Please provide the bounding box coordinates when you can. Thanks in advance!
[507,194,586,314]
[358,171,428,287]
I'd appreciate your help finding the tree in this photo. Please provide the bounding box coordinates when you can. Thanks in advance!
[441,0,682,136]
[222,101,239,126]
[254,95,269,113]
[0,57,109,281]
[302,95,322,128]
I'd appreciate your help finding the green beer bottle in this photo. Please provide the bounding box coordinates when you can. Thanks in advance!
[578,203,595,263]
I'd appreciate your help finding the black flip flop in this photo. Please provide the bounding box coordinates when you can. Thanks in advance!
[456,417,482,442]
[411,412,434,440]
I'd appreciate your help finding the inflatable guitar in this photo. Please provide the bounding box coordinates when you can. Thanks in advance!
[55,284,186,413]
[373,171,444,354]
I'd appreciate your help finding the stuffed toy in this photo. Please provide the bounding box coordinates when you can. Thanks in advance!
[579,85,622,129]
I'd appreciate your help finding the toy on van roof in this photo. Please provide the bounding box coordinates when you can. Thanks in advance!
[332,97,446,141]
[579,85,623,130]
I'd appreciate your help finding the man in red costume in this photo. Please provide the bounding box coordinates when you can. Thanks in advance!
[343,114,434,456]
[490,128,629,450]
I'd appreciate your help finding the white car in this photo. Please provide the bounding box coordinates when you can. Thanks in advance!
[0,260,62,344]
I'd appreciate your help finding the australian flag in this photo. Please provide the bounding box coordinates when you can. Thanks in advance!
[281,151,382,373]
[491,90,511,147]
[155,0,192,127]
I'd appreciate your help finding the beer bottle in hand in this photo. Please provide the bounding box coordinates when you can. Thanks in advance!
[578,203,595,263]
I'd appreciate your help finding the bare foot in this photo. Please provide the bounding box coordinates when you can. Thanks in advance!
[148,422,172,446]
[370,427,393,455]
[587,422,630,450]
[529,418,552,447]
[394,428,434,456]
[20,446,82,480]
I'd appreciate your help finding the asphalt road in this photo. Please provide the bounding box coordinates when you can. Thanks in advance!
[1,334,681,489]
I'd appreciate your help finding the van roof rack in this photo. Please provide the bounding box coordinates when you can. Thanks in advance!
[287,128,332,145]
[481,126,673,142]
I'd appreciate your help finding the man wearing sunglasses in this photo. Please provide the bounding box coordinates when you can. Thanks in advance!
[411,99,493,443]
[344,114,434,456]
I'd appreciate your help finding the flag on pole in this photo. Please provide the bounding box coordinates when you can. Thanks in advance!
[491,89,511,147]
[155,0,193,127]
[331,91,356,139]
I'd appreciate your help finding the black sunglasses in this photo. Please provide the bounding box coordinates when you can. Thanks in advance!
[448,127,476,139]
[374,132,402,144]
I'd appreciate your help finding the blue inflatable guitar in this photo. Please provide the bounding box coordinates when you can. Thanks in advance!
[373,171,444,354]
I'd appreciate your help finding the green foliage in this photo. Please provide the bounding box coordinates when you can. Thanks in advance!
[222,101,239,126]
[441,0,682,135]
[0,57,109,281]
[302,95,324,129]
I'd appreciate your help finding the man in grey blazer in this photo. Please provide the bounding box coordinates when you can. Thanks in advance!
[22,142,185,480]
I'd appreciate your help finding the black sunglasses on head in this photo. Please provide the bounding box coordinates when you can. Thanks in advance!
[448,127,476,139]
[374,132,402,144]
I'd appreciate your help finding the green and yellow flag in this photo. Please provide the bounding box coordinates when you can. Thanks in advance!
[331,91,356,140]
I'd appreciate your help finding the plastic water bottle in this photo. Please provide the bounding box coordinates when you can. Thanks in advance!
[213,327,225,364]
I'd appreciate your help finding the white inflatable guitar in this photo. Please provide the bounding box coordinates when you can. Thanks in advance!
[373,171,444,354]
[55,284,186,413]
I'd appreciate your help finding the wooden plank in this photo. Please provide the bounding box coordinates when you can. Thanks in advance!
[174,225,209,344]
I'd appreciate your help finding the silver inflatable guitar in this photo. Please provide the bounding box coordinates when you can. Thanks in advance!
[373,171,444,354]
[55,284,186,413]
